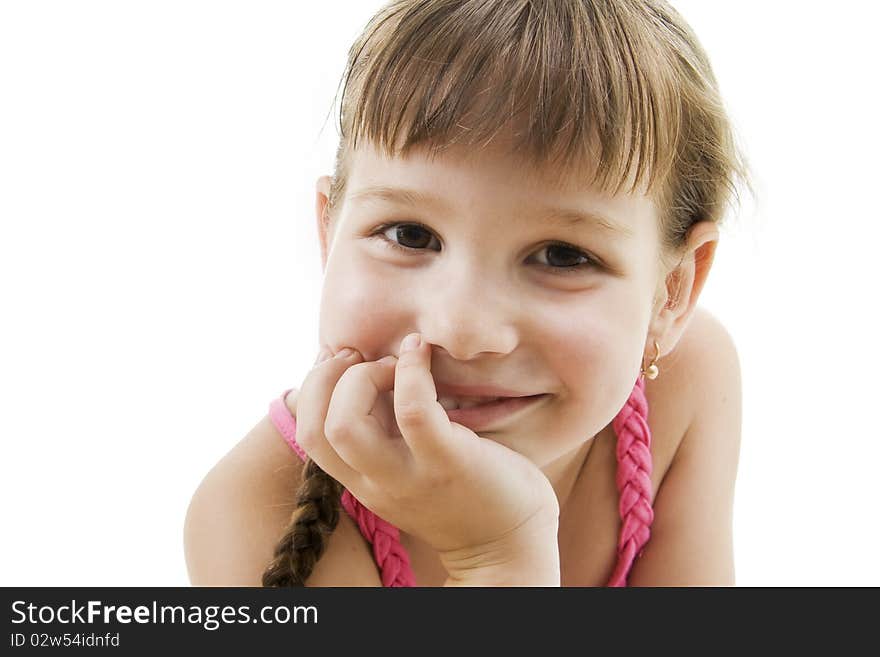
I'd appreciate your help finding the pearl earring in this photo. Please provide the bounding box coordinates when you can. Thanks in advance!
[641,339,661,380]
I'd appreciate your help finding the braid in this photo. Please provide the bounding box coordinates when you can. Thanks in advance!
[261,458,344,587]
[607,374,655,587]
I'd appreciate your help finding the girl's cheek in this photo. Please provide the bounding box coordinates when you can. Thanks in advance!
[548,317,637,413]
[552,316,608,361]
[319,267,408,360]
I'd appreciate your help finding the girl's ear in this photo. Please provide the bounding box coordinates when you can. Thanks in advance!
[315,175,333,270]
[647,221,719,359]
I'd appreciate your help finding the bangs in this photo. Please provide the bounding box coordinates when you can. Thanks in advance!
[334,0,683,197]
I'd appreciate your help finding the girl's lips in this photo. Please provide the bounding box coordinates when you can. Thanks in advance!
[443,394,550,432]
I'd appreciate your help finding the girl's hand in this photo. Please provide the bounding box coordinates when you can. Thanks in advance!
[294,335,560,565]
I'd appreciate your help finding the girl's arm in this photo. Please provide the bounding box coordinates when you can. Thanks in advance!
[627,312,743,586]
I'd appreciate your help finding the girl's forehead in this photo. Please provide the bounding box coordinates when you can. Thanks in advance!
[344,141,657,235]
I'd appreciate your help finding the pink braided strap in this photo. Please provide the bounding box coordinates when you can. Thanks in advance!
[340,492,417,587]
[269,389,307,460]
[269,389,417,587]
[606,375,655,587]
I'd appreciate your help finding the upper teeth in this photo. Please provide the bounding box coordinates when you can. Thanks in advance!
[438,395,502,410]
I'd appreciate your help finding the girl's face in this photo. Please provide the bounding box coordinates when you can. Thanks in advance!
[315,141,663,468]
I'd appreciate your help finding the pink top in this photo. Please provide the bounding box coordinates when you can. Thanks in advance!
[268,375,655,587]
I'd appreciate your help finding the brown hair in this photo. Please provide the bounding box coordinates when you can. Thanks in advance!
[262,0,750,587]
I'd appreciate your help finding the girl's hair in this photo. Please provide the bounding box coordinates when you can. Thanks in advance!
[262,0,750,587]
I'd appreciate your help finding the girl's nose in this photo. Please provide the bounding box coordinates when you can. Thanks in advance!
[416,267,519,360]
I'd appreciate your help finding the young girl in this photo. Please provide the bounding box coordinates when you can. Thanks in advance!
[184,0,747,587]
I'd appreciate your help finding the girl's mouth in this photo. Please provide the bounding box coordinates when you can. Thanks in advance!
[438,394,550,432]
[438,394,506,410]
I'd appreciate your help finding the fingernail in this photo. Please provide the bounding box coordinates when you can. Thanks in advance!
[401,333,421,352]
[335,347,356,359]
[314,347,331,365]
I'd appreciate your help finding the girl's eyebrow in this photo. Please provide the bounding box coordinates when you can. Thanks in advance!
[349,185,633,238]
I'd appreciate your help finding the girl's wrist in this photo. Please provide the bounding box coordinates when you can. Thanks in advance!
[442,556,560,587]
[439,512,561,587]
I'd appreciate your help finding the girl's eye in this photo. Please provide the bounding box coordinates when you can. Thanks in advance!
[375,222,439,251]
[368,222,601,275]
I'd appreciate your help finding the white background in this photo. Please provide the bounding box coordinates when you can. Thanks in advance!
[1,1,877,586]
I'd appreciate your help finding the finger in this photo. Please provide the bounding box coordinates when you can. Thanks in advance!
[392,333,456,463]
[325,355,412,482]
[294,346,366,491]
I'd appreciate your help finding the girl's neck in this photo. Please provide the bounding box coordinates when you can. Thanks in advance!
[542,428,603,520]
